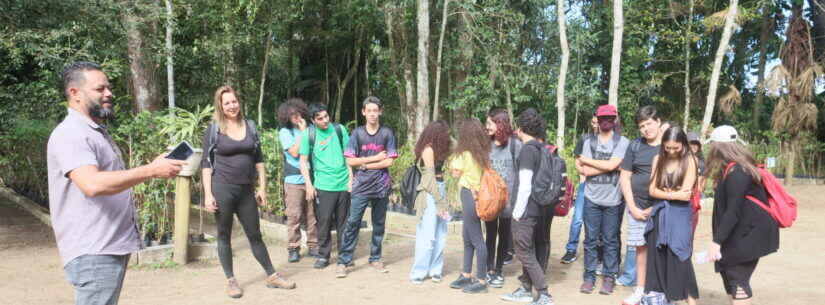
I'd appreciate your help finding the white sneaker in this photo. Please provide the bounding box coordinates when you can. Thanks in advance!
[622,287,644,305]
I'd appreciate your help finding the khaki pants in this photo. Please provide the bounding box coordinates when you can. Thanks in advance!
[284,183,318,250]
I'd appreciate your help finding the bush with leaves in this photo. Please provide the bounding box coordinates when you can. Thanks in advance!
[0,119,56,204]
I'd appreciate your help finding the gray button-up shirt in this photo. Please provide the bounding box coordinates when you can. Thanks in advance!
[47,108,141,267]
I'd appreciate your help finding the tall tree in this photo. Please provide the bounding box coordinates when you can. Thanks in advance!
[682,0,694,129]
[164,0,175,109]
[753,6,775,129]
[608,0,624,107]
[416,0,432,138]
[701,0,738,139]
[556,0,570,149]
[123,2,161,112]
[432,0,450,121]
[768,6,821,185]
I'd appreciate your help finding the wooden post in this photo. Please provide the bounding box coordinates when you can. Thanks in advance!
[173,176,191,264]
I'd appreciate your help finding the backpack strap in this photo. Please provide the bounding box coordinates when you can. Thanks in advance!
[723,162,737,179]
[334,123,345,151]
[207,122,220,173]
[246,119,261,157]
[588,131,622,157]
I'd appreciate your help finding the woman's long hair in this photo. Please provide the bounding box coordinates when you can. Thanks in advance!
[488,108,513,146]
[653,125,694,190]
[706,141,761,184]
[414,120,452,162]
[212,85,244,133]
[454,118,491,169]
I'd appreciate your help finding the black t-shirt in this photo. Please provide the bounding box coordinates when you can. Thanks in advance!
[619,138,659,209]
[212,128,263,185]
[518,140,547,218]
[573,134,589,156]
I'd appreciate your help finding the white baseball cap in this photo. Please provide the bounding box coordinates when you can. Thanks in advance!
[704,125,747,145]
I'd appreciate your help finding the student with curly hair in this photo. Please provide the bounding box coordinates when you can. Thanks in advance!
[409,120,453,284]
[448,118,492,294]
[277,98,318,263]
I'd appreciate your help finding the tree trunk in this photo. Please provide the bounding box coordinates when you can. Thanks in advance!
[607,0,624,107]
[415,0,431,138]
[753,8,773,129]
[701,0,738,140]
[123,5,160,112]
[432,0,450,122]
[258,33,273,125]
[404,62,417,141]
[335,48,362,123]
[164,0,175,109]
[808,0,825,61]
[556,0,570,149]
[682,0,694,129]
[785,138,798,185]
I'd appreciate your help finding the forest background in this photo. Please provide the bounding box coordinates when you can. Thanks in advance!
[2,0,824,241]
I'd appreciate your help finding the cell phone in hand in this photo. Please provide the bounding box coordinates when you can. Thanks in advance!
[166,141,194,161]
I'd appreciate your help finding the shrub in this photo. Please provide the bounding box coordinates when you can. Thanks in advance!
[0,118,56,205]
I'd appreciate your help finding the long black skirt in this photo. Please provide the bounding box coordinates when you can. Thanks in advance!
[644,213,699,302]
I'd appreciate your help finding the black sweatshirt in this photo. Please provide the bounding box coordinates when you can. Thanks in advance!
[712,164,779,267]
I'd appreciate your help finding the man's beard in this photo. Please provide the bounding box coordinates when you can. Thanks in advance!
[88,100,114,120]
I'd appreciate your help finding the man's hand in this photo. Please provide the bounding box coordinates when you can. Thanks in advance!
[372,151,388,162]
[306,184,317,201]
[629,208,649,221]
[204,193,218,212]
[150,154,186,178]
[256,189,268,207]
[296,117,307,131]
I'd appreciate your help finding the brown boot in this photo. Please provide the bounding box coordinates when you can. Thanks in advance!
[266,272,297,289]
[226,277,243,298]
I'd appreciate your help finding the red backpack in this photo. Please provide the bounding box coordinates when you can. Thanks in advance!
[724,162,797,228]
[554,177,574,216]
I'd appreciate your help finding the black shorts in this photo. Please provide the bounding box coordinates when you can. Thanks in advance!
[719,259,759,299]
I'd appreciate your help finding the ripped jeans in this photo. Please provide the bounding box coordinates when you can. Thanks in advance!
[409,182,448,280]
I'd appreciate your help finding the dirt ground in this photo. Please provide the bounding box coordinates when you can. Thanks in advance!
[2,185,824,305]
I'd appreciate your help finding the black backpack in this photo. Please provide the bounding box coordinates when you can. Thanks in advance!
[400,159,422,211]
[206,119,261,177]
[529,142,568,207]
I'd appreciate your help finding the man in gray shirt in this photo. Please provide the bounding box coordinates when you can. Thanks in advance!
[575,104,629,295]
[47,61,184,305]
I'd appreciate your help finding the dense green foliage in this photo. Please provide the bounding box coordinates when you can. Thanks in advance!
[2,0,825,236]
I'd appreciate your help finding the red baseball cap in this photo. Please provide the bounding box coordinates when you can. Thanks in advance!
[595,104,618,117]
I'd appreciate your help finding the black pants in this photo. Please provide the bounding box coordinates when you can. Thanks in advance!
[316,190,351,260]
[461,188,488,278]
[485,217,512,274]
[515,213,553,292]
[212,182,275,279]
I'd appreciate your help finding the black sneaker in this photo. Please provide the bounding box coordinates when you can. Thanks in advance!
[503,252,514,265]
[488,273,505,288]
[560,251,577,264]
[313,258,329,269]
[288,249,300,263]
[449,274,473,289]
[462,280,488,294]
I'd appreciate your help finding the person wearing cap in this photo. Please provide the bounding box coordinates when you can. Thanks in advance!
[705,126,779,305]
[575,104,630,295]
[686,131,707,194]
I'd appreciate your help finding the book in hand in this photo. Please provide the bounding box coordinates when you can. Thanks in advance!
[166,141,194,161]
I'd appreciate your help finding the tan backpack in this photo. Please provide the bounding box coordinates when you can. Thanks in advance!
[475,168,509,221]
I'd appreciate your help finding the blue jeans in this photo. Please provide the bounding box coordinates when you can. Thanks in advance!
[338,195,389,265]
[63,254,130,305]
[409,182,448,280]
[565,182,587,253]
[582,197,623,282]
[617,244,637,285]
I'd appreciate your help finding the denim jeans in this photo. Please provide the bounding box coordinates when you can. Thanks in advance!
[617,244,638,285]
[409,182,448,280]
[582,197,623,282]
[565,182,587,253]
[63,254,130,305]
[338,195,389,265]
